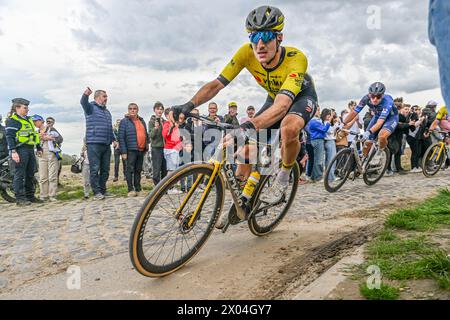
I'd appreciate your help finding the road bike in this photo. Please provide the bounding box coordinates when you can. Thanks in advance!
[422,131,449,177]
[0,155,15,203]
[129,114,299,277]
[324,131,391,193]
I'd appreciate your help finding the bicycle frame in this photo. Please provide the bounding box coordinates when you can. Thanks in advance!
[174,114,281,229]
[428,132,449,163]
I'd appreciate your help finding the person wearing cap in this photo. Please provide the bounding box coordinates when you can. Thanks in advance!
[423,100,440,144]
[5,99,43,206]
[0,114,8,160]
[224,102,240,126]
[35,116,63,202]
[239,106,256,124]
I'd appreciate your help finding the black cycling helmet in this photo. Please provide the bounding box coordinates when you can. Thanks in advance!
[368,82,386,95]
[246,6,285,33]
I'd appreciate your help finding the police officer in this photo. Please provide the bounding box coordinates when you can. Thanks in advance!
[0,114,8,159]
[5,98,43,206]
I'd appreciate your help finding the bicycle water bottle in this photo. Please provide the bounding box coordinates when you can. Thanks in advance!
[241,172,261,202]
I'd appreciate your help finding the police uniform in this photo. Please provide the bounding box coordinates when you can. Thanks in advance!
[5,98,42,204]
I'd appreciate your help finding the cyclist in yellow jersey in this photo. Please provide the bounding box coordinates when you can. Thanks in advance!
[428,105,450,133]
[171,6,319,226]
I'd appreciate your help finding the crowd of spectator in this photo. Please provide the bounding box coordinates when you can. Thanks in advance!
[0,90,448,206]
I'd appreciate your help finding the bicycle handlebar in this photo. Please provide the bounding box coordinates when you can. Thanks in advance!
[187,113,237,131]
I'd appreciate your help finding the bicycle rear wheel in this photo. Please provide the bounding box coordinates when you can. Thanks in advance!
[324,148,354,193]
[363,147,390,186]
[248,162,300,236]
[129,163,224,277]
[422,143,446,177]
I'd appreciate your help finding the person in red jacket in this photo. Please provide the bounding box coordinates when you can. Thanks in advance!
[162,113,184,184]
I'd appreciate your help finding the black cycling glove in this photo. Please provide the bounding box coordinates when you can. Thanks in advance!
[172,102,195,121]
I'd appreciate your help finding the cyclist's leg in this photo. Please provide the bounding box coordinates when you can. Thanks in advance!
[378,115,398,150]
[363,115,378,156]
[236,96,276,181]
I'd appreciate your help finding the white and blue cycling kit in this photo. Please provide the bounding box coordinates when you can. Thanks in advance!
[355,94,399,140]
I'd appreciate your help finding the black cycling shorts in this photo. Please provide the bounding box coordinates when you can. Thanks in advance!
[254,88,319,142]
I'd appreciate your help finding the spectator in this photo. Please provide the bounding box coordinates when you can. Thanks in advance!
[148,102,167,185]
[324,111,338,181]
[5,98,43,206]
[119,103,149,197]
[346,101,363,146]
[178,114,194,192]
[406,105,425,173]
[113,119,126,182]
[304,130,314,182]
[185,108,205,162]
[336,111,350,152]
[80,87,117,200]
[35,115,62,202]
[240,106,256,123]
[163,112,184,194]
[224,102,240,126]
[306,107,331,183]
[80,138,90,199]
[204,102,223,158]
[386,104,410,176]
[423,100,440,143]
[0,114,8,159]
[429,0,450,116]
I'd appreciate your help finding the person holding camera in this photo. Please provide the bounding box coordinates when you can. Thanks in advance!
[149,102,167,185]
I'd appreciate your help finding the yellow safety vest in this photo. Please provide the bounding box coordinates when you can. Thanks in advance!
[10,114,40,146]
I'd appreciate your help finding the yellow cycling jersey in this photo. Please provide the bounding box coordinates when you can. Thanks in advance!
[217,43,311,101]
[436,106,448,121]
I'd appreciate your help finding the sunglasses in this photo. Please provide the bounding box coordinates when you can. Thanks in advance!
[369,94,384,100]
[249,31,278,45]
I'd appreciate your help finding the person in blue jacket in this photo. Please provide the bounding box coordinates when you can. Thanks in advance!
[306,107,332,182]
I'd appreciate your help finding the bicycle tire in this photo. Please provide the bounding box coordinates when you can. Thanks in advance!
[129,163,224,277]
[422,143,446,177]
[324,148,354,193]
[1,187,15,203]
[363,147,390,186]
[248,162,300,236]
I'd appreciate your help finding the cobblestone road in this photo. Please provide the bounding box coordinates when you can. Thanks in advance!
[0,171,448,293]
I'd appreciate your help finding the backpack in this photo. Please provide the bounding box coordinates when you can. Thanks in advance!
[71,156,84,174]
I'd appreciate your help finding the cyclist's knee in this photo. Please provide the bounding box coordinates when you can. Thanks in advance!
[281,117,303,141]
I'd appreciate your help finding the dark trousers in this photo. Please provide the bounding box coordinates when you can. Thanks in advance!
[114,149,126,179]
[151,147,167,185]
[306,143,314,177]
[126,150,145,192]
[406,136,421,169]
[87,144,111,195]
[13,146,36,201]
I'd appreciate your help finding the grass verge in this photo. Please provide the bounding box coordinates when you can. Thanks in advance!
[357,188,450,300]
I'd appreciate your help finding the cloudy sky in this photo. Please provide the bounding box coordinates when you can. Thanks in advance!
[0,0,442,154]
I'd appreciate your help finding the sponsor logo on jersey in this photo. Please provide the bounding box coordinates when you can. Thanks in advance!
[287,51,298,57]
[289,73,298,78]
[254,76,263,83]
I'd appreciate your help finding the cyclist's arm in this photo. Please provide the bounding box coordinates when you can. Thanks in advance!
[344,96,368,127]
[251,94,293,130]
[428,118,439,132]
[190,79,226,107]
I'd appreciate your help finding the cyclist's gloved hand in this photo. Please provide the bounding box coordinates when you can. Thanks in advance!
[362,130,371,141]
[172,102,195,121]
[240,121,256,131]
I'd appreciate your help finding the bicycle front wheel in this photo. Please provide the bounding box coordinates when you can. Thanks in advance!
[129,163,224,277]
[248,162,300,236]
[422,143,446,177]
[324,148,354,193]
[363,147,390,186]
